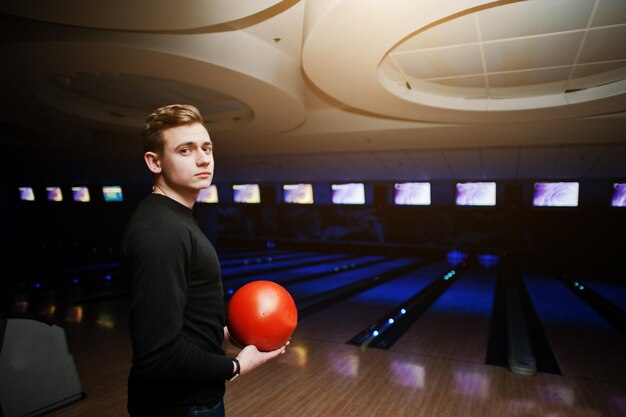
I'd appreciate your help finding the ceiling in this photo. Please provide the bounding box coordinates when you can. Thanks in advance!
[1,0,625,184]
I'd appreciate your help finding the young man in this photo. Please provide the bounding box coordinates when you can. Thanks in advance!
[121,104,286,417]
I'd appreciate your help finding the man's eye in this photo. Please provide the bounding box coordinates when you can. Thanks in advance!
[180,148,190,154]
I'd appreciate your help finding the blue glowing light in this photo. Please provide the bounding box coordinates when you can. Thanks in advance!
[105,275,112,280]
[579,285,584,291]
[72,278,79,284]
[388,318,395,324]
[33,283,41,288]
[573,282,579,287]
[447,250,468,266]
[400,308,407,314]
[478,254,500,268]
[372,330,379,337]
[228,289,235,295]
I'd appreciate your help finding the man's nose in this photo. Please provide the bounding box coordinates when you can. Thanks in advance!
[197,151,211,165]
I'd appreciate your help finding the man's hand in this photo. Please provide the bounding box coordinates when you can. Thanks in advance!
[235,343,288,376]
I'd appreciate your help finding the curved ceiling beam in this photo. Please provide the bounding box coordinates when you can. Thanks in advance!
[0,0,296,32]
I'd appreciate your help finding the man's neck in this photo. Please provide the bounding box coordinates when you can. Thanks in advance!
[152,183,196,209]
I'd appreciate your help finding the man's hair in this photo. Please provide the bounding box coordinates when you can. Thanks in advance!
[142,104,204,153]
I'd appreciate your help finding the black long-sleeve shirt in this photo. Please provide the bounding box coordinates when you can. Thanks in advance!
[121,194,233,414]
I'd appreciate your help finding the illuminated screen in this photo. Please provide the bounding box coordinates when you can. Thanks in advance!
[394,182,431,206]
[102,186,124,202]
[283,183,314,204]
[19,187,35,201]
[233,184,260,203]
[456,182,496,206]
[533,182,579,207]
[331,183,365,205]
[72,186,91,202]
[46,186,63,202]
[196,185,219,203]
[611,183,626,207]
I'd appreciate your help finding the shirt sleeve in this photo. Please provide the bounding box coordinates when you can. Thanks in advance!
[126,220,234,381]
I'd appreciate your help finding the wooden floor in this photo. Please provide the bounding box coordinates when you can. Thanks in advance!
[30,296,624,417]
[7,252,626,417]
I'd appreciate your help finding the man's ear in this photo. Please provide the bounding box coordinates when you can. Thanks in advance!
[144,152,162,174]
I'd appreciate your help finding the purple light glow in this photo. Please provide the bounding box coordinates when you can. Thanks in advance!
[331,183,365,205]
[611,183,626,207]
[233,184,260,203]
[46,186,63,202]
[72,186,90,202]
[327,351,359,378]
[196,185,218,203]
[394,182,431,205]
[542,384,575,406]
[19,187,35,201]
[390,360,425,388]
[533,182,578,207]
[283,183,314,204]
[454,371,489,398]
[456,182,496,206]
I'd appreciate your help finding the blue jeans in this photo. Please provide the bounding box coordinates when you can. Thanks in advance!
[128,399,224,417]
[185,401,225,417]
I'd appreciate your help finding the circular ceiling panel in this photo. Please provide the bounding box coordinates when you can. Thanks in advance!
[379,0,626,110]
[47,73,253,130]
[303,0,626,123]
[0,40,305,136]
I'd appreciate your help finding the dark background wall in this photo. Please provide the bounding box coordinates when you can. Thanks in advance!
[2,179,623,292]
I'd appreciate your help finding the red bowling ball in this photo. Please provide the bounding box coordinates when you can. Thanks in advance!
[227,280,298,352]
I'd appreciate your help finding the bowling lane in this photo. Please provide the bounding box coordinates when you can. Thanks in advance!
[218,249,291,261]
[294,260,450,344]
[220,250,316,268]
[584,280,626,313]
[285,257,418,300]
[390,265,498,364]
[14,252,329,307]
[524,273,626,384]
[222,252,348,278]
[222,255,386,293]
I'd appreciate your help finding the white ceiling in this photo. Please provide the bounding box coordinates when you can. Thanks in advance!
[384,0,626,102]
[0,0,625,183]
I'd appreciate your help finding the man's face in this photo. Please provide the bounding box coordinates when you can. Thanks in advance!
[158,122,214,194]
